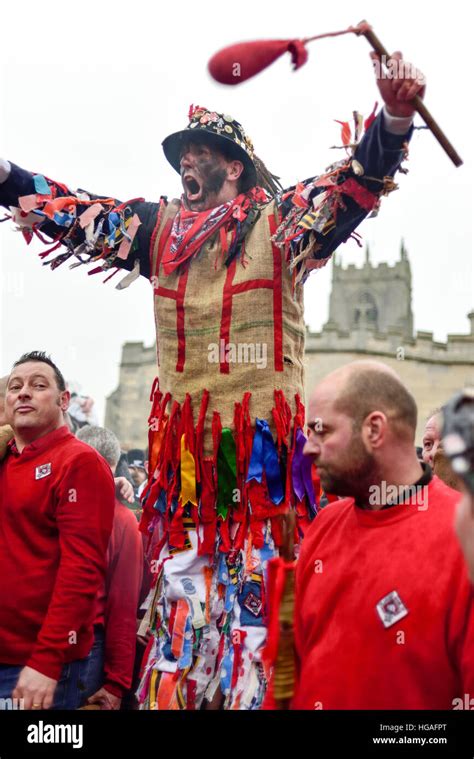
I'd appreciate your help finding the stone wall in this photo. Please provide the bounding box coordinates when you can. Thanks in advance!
[305,314,474,443]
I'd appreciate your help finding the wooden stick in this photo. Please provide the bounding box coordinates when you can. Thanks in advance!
[357,20,463,167]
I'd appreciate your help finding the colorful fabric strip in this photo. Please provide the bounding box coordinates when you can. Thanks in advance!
[216,428,237,519]
[246,418,284,505]
[291,427,317,511]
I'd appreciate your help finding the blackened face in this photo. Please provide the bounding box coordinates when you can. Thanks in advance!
[179,141,230,211]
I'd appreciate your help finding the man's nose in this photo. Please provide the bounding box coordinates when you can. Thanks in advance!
[303,436,320,457]
[18,387,32,400]
[180,153,192,171]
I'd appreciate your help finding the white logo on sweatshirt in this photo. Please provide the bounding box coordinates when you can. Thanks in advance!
[376,590,409,628]
[35,463,52,480]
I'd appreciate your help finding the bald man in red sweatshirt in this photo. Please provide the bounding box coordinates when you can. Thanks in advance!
[0,351,115,710]
[293,360,474,710]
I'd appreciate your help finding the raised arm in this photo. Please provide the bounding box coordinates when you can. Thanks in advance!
[274,51,425,284]
[0,159,163,285]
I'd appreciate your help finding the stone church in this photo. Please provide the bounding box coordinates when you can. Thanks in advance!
[105,242,474,448]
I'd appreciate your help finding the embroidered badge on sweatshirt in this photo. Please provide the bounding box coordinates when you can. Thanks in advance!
[35,463,52,480]
[376,590,408,628]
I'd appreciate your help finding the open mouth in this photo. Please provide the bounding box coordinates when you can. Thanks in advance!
[183,174,203,202]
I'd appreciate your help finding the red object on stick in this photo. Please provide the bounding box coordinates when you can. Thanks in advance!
[207,21,462,167]
[208,39,308,85]
[208,25,365,85]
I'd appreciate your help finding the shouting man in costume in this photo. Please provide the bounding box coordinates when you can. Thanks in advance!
[0,51,425,709]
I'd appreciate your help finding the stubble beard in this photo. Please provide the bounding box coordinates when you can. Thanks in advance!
[319,433,377,503]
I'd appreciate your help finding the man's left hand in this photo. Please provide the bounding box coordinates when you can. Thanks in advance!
[371,51,426,118]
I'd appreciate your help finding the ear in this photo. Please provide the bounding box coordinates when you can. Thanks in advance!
[361,411,387,450]
[226,160,244,182]
[60,390,71,413]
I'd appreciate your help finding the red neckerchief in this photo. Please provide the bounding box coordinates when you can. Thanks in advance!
[161,186,269,276]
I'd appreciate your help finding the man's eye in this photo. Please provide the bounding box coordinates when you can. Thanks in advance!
[424,442,432,450]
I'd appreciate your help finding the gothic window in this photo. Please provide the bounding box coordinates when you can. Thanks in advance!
[353,291,378,328]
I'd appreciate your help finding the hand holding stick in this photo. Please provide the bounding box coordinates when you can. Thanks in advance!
[355,21,462,167]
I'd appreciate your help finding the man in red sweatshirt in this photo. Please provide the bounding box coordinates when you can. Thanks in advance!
[76,425,144,709]
[293,360,474,710]
[0,351,115,710]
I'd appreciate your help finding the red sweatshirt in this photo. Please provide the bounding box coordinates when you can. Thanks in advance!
[0,426,115,680]
[95,500,144,698]
[293,475,474,709]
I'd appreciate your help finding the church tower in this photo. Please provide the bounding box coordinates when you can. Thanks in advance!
[326,240,414,338]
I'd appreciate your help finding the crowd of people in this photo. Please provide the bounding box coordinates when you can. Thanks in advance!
[0,351,472,711]
[1,43,472,712]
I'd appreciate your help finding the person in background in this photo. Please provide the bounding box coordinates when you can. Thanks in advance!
[0,352,115,710]
[293,360,474,710]
[67,382,99,429]
[125,448,147,521]
[422,407,462,491]
[76,426,144,710]
[421,409,441,467]
[126,449,147,497]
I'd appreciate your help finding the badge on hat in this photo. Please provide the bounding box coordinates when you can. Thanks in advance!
[35,462,52,480]
[376,590,408,628]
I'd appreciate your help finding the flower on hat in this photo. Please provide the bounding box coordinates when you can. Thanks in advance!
[188,104,208,121]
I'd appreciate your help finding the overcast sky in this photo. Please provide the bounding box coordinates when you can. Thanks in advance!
[0,0,472,423]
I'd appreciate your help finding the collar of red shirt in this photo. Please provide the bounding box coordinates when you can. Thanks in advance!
[8,425,72,459]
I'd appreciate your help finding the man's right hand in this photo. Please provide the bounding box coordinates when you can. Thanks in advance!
[12,666,58,710]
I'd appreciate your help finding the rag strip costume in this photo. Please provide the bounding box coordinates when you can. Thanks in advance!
[0,104,412,709]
